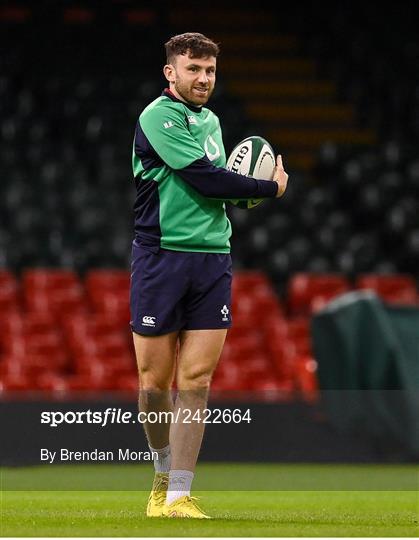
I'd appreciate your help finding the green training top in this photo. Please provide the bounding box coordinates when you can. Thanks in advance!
[132,91,231,253]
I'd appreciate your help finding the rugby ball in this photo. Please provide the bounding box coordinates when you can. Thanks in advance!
[226,135,276,209]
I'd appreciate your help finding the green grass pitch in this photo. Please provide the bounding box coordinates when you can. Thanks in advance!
[1,463,418,537]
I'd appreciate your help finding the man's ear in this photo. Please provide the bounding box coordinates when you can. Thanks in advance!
[163,64,176,83]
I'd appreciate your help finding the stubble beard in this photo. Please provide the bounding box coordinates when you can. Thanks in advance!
[174,80,213,107]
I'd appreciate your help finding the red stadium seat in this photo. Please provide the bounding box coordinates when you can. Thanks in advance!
[232,293,255,317]
[0,312,56,340]
[268,340,296,381]
[63,312,122,332]
[251,377,295,402]
[22,269,80,290]
[252,287,284,317]
[85,270,130,321]
[0,360,42,390]
[239,355,279,391]
[286,317,312,356]
[76,362,132,390]
[355,273,418,304]
[22,269,87,318]
[63,314,132,362]
[0,311,24,338]
[85,269,130,294]
[293,355,319,402]
[234,273,283,312]
[0,373,34,392]
[287,317,310,339]
[287,273,351,316]
[225,331,265,358]
[211,360,245,391]
[115,374,139,392]
[232,270,270,293]
[74,355,135,377]
[0,310,69,375]
[26,312,55,331]
[24,332,63,356]
[25,287,88,317]
[1,352,68,375]
[98,293,130,323]
[78,333,132,357]
[233,289,284,327]
[0,270,20,312]
[36,373,70,392]
[36,373,112,393]
[262,315,288,336]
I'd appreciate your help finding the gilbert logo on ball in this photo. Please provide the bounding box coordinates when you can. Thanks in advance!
[230,145,250,173]
[226,135,276,209]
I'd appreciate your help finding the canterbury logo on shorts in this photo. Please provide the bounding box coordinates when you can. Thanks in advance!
[142,316,156,327]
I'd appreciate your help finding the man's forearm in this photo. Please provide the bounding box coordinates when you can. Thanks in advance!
[176,157,278,199]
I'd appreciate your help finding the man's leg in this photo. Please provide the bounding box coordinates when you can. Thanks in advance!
[166,328,227,514]
[132,330,178,516]
[133,330,178,449]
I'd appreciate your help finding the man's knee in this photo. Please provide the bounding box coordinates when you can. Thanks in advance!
[139,364,172,391]
[177,364,214,391]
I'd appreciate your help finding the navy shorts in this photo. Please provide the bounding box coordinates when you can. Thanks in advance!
[130,241,232,335]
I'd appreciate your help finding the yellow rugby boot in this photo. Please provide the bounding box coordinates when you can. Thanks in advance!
[163,496,211,519]
[146,473,169,517]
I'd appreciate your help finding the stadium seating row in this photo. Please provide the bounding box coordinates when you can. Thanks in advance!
[0,269,417,400]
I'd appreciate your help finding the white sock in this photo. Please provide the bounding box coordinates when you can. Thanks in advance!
[149,444,171,473]
[166,470,194,505]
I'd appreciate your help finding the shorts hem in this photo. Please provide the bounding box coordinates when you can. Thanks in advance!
[183,323,232,331]
[131,323,232,335]
[130,324,183,336]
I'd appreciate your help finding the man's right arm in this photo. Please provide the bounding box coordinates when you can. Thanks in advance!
[139,105,285,200]
[176,156,278,199]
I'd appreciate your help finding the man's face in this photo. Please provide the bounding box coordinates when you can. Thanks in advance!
[166,52,216,106]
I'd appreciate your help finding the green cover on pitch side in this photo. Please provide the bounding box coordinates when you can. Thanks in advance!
[311,291,419,458]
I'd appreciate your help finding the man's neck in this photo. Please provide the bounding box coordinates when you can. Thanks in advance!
[163,88,203,113]
[167,87,186,103]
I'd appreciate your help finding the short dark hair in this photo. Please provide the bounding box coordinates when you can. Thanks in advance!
[165,32,220,64]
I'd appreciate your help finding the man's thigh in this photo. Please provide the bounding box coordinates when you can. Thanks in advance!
[176,329,227,389]
[132,331,179,389]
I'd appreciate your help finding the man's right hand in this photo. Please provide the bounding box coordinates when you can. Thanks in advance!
[273,155,289,198]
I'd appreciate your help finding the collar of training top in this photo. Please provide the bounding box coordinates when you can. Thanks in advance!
[162,89,203,113]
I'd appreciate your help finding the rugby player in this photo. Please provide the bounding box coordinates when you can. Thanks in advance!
[130,32,289,518]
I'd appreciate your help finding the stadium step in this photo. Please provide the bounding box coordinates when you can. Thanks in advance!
[245,104,356,126]
[221,57,316,76]
[265,127,377,150]
[226,80,337,101]
[212,33,300,53]
[283,151,316,171]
